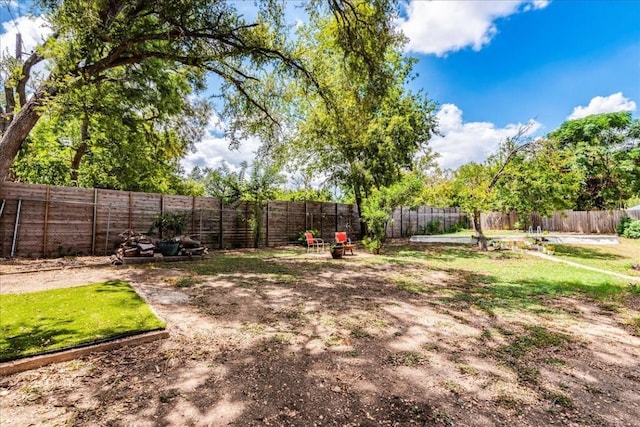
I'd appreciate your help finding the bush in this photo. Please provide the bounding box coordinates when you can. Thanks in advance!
[445,222,466,233]
[150,211,187,240]
[616,216,633,236]
[362,236,382,254]
[622,220,640,239]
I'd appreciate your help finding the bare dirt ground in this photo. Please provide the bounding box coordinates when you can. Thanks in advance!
[1,248,639,427]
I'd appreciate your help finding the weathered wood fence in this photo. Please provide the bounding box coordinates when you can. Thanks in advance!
[0,182,360,258]
[3,182,638,258]
[481,210,640,234]
[0,182,468,258]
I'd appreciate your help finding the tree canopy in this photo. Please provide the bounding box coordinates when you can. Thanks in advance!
[256,2,438,235]
[548,111,639,209]
[0,0,401,184]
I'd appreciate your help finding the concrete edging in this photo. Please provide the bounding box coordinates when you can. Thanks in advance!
[0,329,169,376]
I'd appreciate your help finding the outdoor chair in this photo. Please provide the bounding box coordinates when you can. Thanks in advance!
[335,231,355,255]
[305,232,324,253]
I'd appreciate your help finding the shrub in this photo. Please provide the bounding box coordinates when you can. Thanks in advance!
[427,220,441,234]
[616,216,632,236]
[150,211,187,240]
[445,222,466,233]
[622,220,640,239]
[362,236,382,254]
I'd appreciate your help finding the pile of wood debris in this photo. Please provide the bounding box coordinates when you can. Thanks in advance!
[109,229,207,265]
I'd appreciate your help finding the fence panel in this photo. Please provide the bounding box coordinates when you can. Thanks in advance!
[482,209,640,234]
[7,181,638,259]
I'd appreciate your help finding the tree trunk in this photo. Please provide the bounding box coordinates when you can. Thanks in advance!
[71,114,90,184]
[354,185,367,239]
[0,84,55,181]
[473,209,487,251]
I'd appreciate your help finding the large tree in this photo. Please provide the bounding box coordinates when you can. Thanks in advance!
[428,125,578,250]
[268,2,437,236]
[11,59,210,193]
[548,111,640,209]
[0,0,398,182]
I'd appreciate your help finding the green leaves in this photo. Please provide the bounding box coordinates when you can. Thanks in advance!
[548,112,639,209]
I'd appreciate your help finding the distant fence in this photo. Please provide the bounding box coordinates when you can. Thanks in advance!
[386,206,467,237]
[481,210,640,234]
[0,182,467,258]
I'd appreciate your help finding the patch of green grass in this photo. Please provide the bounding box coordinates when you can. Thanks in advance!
[386,351,427,366]
[552,239,640,277]
[174,276,201,288]
[544,391,575,409]
[493,325,572,385]
[350,327,371,338]
[496,393,519,409]
[395,281,428,294]
[496,325,572,359]
[241,322,267,335]
[542,357,567,366]
[324,335,343,347]
[0,280,165,361]
[392,244,633,314]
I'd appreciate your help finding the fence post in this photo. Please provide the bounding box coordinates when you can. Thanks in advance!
[128,191,133,230]
[191,196,196,236]
[400,206,403,237]
[335,203,339,232]
[265,201,270,247]
[91,188,97,255]
[305,201,309,231]
[245,202,250,248]
[43,186,50,257]
[219,200,223,249]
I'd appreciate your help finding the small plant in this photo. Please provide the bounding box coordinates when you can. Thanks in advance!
[387,351,427,366]
[362,236,382,254]
[151,212,188,240]
[175,277,200,288]
[616,215,633,236]
[622,219,640,239]
[445,222,466,233]
[425,219,441,235]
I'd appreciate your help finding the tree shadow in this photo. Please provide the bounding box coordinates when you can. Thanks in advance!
[385,244,488,261]
[0,319,75,362]
[19,248,639,426]
[553,245,624,261]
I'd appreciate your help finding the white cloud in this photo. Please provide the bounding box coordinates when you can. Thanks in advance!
[398,1,549,56]
[180,115,262,173]
[431,104,541,169]
[0,15,50,57]
[568,92,637,120]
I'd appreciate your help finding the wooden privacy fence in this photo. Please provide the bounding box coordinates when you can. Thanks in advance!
[481,210,640,234]
[386,206,467,237]
[0,182,360,258]
[0,182,468,258]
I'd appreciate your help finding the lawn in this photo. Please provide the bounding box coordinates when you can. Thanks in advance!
[0,280,166,361]
[1,244,639,426]
[551,238,640,277]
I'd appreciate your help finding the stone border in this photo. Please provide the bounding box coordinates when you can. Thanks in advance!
[0,329,169,376]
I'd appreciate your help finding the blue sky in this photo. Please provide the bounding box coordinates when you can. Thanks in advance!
[2,1,639,172]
